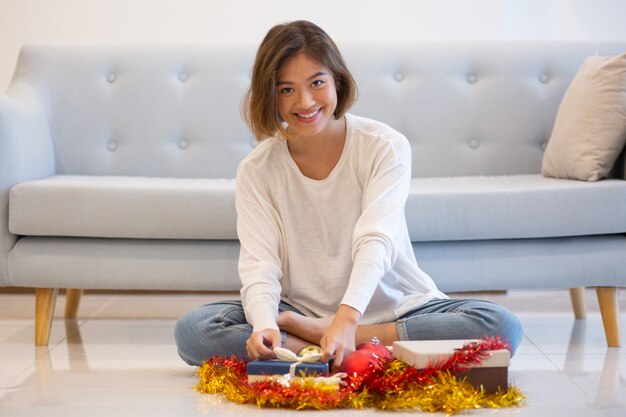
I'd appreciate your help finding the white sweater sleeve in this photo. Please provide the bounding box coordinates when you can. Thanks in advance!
[236,165,283,332]
[340,134,412,315]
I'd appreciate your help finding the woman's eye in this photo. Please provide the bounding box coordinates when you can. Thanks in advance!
[280,87,294,95]
[312,80,325,88]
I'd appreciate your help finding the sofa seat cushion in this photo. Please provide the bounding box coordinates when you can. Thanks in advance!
[406,174,626,241]
[9,175,237,239]
[10,174,626,242]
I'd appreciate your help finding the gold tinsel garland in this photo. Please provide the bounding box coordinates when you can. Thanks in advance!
[195,338,526,414]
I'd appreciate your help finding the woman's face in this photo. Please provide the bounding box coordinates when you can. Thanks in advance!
[276,53,338,139]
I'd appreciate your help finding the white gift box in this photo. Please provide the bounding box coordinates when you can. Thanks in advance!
[393,340,511,393]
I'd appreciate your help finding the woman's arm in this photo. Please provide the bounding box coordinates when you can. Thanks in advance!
[321,132,412,366]
[342,133,412,316]
[236,163,285,354]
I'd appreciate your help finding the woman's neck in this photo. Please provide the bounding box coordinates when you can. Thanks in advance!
[286,116,347,180]
[286,116,346,156]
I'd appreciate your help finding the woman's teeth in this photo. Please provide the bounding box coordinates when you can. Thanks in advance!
[297,109,320,118]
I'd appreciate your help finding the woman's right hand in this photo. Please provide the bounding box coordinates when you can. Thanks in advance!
[246,329,281,360]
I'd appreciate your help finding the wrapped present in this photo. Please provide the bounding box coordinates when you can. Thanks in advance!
[247,360,329,383]
[393,339,511,393]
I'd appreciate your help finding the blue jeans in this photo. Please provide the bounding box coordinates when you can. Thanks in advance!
[174,298,522,366]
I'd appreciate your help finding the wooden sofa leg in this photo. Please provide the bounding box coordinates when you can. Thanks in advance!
[569,287,587,319]
[596,287,621,348]
[35,288,59,346]
[65,289,83,318]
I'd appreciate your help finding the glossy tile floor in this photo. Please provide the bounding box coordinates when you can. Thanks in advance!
[0,289,624,417]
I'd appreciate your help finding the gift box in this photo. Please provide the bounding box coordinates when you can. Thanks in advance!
[247,360,329,383]
[392,340,510,393]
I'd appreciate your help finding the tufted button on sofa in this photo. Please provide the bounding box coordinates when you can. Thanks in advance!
[1,43,624,346]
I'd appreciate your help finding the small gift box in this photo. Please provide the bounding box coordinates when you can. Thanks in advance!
[247,360,329,383]
[393,340,511,393]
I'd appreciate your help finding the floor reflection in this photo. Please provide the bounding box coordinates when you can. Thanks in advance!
[590,348,623,409]
[34,346,57,405]
[24,314,625,416]
[562,319,624,410]
[33,318,87,405]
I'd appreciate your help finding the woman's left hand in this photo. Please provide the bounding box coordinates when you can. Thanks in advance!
[320,305,360,369]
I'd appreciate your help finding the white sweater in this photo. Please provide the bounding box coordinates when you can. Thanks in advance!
[236,114,447,332]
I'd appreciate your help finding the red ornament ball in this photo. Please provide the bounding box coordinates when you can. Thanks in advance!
[339,349,382,376]
[355,338,393,362]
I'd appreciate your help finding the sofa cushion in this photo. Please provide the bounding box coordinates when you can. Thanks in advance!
[10,174,626,242]
[9,175,237,239]
[413,235,626,292]
[542,53,626,181]
[406,174,626,241]
[8,237,241,290]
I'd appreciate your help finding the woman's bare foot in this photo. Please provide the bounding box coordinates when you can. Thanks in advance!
[276,311,334,345]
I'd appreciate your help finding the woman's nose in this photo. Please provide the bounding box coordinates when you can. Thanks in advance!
[296,89,314,109]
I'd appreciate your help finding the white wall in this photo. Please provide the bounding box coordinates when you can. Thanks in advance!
[2,0,626,92]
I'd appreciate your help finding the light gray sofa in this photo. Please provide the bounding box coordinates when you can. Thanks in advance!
[1,43,624,347]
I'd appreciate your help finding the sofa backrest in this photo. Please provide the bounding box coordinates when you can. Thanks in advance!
[8,42,626,179]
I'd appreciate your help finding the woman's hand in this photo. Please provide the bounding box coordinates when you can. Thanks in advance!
[246,328,281,360]
[320,305,361,369]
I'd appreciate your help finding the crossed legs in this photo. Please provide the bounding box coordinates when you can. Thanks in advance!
[175,297,522,366]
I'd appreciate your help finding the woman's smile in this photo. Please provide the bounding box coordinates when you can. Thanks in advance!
[295,108,323,123]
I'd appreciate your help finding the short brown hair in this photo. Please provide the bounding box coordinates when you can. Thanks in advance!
[243,20,358,140]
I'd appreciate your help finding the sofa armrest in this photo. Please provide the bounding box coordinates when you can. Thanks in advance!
[0,81,55,285]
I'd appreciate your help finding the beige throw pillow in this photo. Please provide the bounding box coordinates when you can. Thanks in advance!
[542,53,626,181]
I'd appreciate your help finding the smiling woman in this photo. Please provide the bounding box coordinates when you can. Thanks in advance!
[174,20,522,371]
